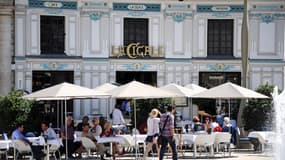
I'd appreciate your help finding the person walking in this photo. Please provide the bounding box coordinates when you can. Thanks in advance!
[159,105,177,160]
[143,108,161,160]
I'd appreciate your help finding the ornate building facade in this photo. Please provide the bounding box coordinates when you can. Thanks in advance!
[3,0,285,119]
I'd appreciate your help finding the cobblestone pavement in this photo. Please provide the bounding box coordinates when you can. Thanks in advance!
[79,151,274,160]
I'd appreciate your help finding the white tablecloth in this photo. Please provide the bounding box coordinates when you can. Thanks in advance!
[248,131,275,144]
[97,136,126,144]
[0,140,11,150]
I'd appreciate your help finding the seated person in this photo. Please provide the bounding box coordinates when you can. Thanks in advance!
[222,117,236,145]
[203,117,212,133]
[100,122,123,159]
[60,116,81,158]
[81,124,106,160]
[211,117,222,132]
[90,117,103,139]
[138,122,147,134]
[12,123,45,160]
[192,116,205,132]
[41,121,57,140]
[76,116,89,131]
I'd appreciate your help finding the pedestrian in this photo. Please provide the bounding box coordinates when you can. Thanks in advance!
[159,105,177,160]
[143,108,160,160]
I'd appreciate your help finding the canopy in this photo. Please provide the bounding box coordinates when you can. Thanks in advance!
[22,82,110,159]
[184,83,208,95]
[108,80,180,99]
[23,82,110,100]
[107,80,180,158]
[192,82,268,99]
[93,83,118,93]
[160,83,194,97]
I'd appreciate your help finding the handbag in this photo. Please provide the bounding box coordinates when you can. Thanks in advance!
[157,115,169,145]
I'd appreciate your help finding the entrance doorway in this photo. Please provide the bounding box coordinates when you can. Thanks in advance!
[116,71,157,86]
[32,71,74,129]
[115,71,157,132]
[197,72,241,120]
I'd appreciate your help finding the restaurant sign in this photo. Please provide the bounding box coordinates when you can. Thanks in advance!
[111,43,164,59]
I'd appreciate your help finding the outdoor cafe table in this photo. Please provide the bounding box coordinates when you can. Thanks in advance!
[175,133,216,158]
[97,136,126,154]
[27,137,62,160]
[248,131,275,152]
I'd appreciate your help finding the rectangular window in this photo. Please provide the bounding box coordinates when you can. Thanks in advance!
[40,16,65,54]
[207,19,233,57]
[124,18,148,46]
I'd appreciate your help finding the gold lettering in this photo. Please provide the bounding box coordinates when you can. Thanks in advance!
[145,46,151,57]
[136,45,144,57]
[126,43,137,59]
[158,46,163,57]
[112,44,164,59]
[119,46,125,58]
[151,47,158,57]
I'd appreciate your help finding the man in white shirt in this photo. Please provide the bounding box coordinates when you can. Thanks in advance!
[112,104,125,125]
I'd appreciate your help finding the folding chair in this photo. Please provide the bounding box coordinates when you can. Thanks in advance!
[13,140,33,160]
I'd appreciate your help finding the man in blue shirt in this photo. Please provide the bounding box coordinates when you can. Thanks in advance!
[41,122,57,140]
[11,124,29,144]
[12,123,45,160]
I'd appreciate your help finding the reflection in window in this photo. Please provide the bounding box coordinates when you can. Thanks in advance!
[124,18,148,46]
[40,16,65,54]
[207,19,234,57]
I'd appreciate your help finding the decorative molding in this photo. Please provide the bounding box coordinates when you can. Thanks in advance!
[165,12,192,22]
[82,2,108,9]
[29,0,77,10]
[40,63,68,70]
[128,11,145,17]
[207,64,234,71]
[113,3,160,12]
[211,12,231,18]
[166,4,191,11]
[44,8,63,14]
[122,63,151,71]
[251,4,284,11]
[83,11,109,21]
[197,5,243,13]
[250,13,285,23]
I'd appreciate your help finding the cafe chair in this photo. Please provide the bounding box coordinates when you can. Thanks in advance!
[13,140,33,160]
[81,137,97,157]
[214,132,232,157]
[193,134,216,158]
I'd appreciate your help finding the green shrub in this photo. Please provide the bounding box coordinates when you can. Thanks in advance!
[0,88,34,133]
[242,84,274,131]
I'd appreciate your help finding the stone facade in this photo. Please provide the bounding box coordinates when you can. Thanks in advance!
[5,0,285,119]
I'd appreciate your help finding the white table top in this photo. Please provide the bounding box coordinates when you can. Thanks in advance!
[248,131,275,144]
[97,136,126,144]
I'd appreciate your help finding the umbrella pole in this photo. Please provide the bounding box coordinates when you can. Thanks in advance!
[61,100,64,127]
[106,98,109,119]
[65,99,68,160]
[57,100,59,128]
[228,99,231,120]
[190,98,193,119]
[134,99,138,159]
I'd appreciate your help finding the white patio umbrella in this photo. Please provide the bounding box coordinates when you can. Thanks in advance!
[93,83,118,118]
[108,80,180,158]
[192,82,268,119]
[184,83,208,118]
[160,83,194,97]
[93,83,118,93]
[23,82,110,159]
[184,83,208,95]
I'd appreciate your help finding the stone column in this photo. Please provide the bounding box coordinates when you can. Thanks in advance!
[0,1,14,96]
